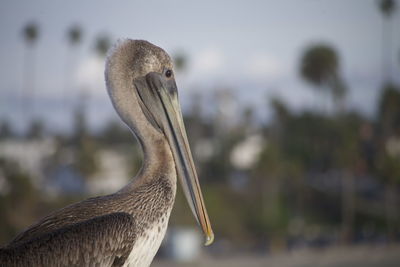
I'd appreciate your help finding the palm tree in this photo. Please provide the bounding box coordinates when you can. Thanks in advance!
[376,0,398,242]
[173,50,188,73]
[22,22,39,113]
[94,34,111,58]
[377,0,397,82]
[68,25,82,45]
[377,84,400,241]
[300,44,347,113]
[300,44,353,243]
[64,25,83,105]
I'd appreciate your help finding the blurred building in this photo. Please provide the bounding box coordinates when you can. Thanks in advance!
[164,227,202,262]
[0,138,56,188]
[0,138,131,196]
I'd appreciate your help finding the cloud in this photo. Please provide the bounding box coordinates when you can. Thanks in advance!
[191,46,224,77]
[245,53,284,81]
[75,56,106,96]
[230,134,264,170]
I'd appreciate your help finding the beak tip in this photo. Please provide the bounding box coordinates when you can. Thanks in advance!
[204,231,214,246]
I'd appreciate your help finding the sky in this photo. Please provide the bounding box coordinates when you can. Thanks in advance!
[0,0,399,132]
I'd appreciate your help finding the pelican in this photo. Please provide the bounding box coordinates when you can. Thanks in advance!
[0,40,214,266]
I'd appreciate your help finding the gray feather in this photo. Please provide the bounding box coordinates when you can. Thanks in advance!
[0,213,136,267]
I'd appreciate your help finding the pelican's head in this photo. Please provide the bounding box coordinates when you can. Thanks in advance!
[105,39,214,246]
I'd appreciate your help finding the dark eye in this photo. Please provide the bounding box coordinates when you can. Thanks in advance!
[165,69,173,78]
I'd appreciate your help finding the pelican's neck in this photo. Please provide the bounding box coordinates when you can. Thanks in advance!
[105,43,177,193]
[106,80,176,192]
[118,122,177,194]
[138,131,176,183]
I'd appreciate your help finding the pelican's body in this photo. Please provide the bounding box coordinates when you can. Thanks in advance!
[0,40,213,266]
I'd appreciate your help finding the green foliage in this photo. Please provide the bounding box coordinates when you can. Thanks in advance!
[75,136,99,177]
[94,34,111,57]
[100,120,135,144]
[379,0,397,17]
[68,25,83,45]
[378,153,400,184]
[26,119,45,139]
[72,106,88,140]
[0,120,13,139]
[70,106,99,177]
[0,159,40,245]
[173,51,188,72]
[377,83,400,136]
[300,44,338,88]
[300,44,347,112]
[23,22,39,45]
[204,186,250,241]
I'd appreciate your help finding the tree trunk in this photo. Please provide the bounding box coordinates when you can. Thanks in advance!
[341,171,355,244]
[384,180,397,242]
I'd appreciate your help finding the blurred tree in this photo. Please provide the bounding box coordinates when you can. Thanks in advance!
[269,97,290,139]
[173,50,188,72]
[377,147,400,241]
[94,34,111,58]
[170,184,250,246]
[376,0,399,242]
[271,106,366,244]
[336,115,363,244]
[26,119,45,139]
[376,83,400,241]
[100,120,133,144]
[252,142,290,250]
[68,25,83,45]
[75,137,98,178]
[267,98,309,241]
[0,120,13,139]
[72,104,88,141]
[300,45,337,85]
[185,92,205,146]
[64,24,83,105]
[22,22,40,113]
[70,104,98,178]
[300,44,347,113]
[377,0,397,82]
[377,83,400,137]
[270,97,290,122]
[23,23,39,43]
[240,106,256,134]
[99,119,143,177]
[0,159,40,245]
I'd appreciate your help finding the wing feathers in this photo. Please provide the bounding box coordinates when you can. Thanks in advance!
[0,212,136,267]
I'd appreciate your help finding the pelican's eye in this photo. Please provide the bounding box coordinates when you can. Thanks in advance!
[165,69,173,78]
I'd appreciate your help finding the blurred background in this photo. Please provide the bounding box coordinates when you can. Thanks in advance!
[1,0,400,266]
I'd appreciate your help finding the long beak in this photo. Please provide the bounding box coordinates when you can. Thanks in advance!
[134,72,214,245]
